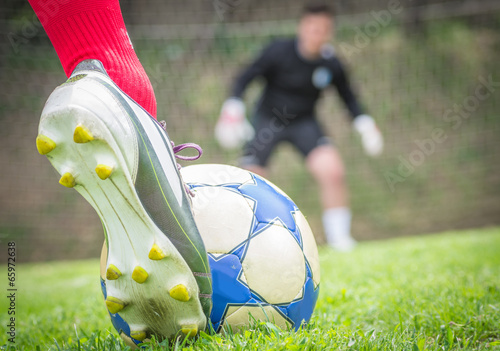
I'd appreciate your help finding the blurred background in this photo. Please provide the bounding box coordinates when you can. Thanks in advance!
[0,0,499,262]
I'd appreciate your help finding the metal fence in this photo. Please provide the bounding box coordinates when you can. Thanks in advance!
[1,0,499,261]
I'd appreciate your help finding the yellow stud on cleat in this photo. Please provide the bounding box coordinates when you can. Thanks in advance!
[36,135,56,155]
[169,284,190,302]
[73,125,94,143]
[106,264,122,280]
[106,296,126,314]
[131,266,148,284]
[181,325,198,337]
[95,164,113,180]
[59,172,75,188]
[130,330,147,341]
[148,244,167,260]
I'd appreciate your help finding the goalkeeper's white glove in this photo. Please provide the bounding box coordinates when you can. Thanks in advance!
[215,98,254,149]
[353,114,384,157]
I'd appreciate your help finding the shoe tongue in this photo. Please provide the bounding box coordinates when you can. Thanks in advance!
[72,59,108,76]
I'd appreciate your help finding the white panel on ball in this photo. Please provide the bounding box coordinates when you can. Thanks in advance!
[223,305,290,331]
[242,223,305,304]
[294,211,321,288]
[191,186,255,253]
[181,164,253,186]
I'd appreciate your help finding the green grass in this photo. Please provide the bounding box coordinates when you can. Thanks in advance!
[1,227,500,350]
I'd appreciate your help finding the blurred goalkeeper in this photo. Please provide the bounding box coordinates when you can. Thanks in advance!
[215,3,383,251]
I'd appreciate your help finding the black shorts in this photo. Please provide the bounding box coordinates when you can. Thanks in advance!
[240,114,332,167]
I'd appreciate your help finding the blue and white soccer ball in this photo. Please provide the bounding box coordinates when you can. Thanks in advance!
[100,164,320,343]
[182,164,320,333]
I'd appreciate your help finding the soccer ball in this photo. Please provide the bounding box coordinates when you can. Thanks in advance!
[182,164,320,332]
[99,164,320,343]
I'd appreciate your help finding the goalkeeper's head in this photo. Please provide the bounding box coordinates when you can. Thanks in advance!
[298,3,334,59]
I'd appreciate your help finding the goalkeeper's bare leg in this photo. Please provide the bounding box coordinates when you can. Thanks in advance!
[307,145,356,252]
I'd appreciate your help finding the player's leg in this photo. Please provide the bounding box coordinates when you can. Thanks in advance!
[290,118,356,251]
[30,0,212,341]
[28,0,156,117]
[306,145,348,209]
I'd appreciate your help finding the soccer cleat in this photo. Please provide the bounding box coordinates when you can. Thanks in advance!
[36,60,212,340]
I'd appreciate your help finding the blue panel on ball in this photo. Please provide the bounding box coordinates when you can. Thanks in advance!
[230,243,248,260]
[305,260,312,279]
[209,253,252,329]
[188,183,242,190]
[221,183,246,190]
[109,313,134,343]
[238,175,297,232]
[286,278,320,330]
[276,305,289,316]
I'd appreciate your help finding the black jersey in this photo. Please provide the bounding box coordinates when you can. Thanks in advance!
[231,38,363,120]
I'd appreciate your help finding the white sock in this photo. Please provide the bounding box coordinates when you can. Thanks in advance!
[322,207,354,246]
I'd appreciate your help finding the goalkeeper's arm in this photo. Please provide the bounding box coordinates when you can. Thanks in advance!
[216,42,277,149]
[332,59,383,157]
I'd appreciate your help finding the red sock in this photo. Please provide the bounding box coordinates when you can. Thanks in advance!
[28,0,157,118]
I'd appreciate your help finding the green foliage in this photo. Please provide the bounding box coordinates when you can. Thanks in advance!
[1,228,499,350]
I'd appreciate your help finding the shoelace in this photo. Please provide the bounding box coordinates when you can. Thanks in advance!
[159,120,202,197]
[171,142,203,167]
